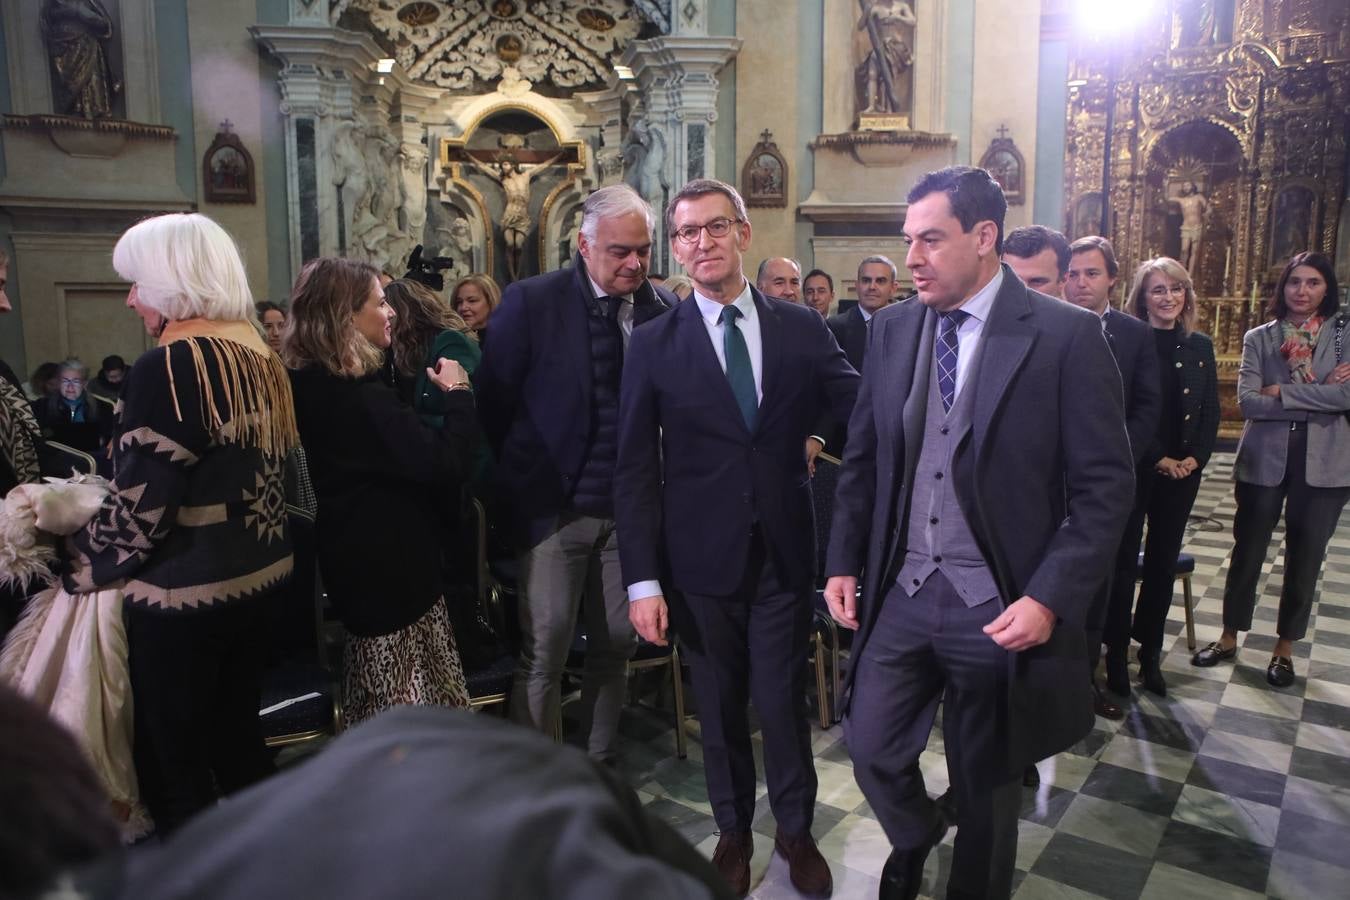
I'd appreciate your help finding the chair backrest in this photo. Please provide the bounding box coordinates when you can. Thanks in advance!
[809,453,843,585]
[265,504,324,666]
[40,440,96,478]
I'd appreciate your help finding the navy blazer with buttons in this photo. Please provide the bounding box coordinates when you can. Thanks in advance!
[475,257,675,546]
[1102,308,1162,466]
[615,286,860,596]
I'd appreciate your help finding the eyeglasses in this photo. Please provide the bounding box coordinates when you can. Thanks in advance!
[1147,284,1187,298]
[672,217,740,245]
[60,377,85,386]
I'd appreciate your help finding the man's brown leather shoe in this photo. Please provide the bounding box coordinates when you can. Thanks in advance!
[774,830,833,897]
[711,830,753,897]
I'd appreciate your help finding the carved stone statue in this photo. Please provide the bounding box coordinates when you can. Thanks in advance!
[463,154,565,282]
[623,118,669,213]
[40,0,120,118]
[853,0,917,119]
[1175,183,1209,274]
[560,209,583,266]
[398,142,429,247]
[437,217,475,276]
[331,120,372,249]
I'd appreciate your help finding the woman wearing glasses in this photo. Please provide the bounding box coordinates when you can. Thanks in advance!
[1114,257,1219,696]
[1193,252,1350,687]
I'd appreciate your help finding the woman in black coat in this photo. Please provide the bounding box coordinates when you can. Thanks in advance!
[285,257,478,725]
[1113,257,1220,696]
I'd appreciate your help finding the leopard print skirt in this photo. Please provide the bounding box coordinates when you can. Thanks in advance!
[342,598,469,727]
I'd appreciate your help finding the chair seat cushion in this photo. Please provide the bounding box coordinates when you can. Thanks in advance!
[260,661,336,738]
[1136,552,1195,576]
[465,653,516,699]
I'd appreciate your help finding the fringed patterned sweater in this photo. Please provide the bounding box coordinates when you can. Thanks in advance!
[65,319,299,612]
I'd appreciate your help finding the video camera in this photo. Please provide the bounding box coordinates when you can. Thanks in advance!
[403,244,456,292]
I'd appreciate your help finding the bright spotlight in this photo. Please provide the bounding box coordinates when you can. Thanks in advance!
[376,57,395,74]
[1075,0,1156,40]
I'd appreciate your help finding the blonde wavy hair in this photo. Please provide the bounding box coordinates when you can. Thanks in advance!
[384,278,473,377]
[1128,256,1197,336]
[283,257,385,377]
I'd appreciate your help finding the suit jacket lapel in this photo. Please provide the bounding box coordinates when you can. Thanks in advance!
[561,262,595,402]
[678,295,751,436]
[971,268,1035,461]
[753,287,782,433]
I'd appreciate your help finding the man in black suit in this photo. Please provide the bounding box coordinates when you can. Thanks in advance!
[816,255,898,455]
[824,167,1134,899]
[475,184,674,764]
[1066,236,1163,702]
[615,178,858,898]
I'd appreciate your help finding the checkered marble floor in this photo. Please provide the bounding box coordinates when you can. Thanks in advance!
[615,451,1350,899]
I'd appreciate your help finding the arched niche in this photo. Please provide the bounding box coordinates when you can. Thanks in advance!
[439,102,586,284]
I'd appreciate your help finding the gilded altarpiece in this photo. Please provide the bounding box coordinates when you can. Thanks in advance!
[1063,0,1350,433]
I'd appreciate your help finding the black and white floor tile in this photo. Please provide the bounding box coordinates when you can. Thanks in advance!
[613,452,1350,899]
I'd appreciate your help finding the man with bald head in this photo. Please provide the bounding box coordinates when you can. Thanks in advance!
[756,257,802,303]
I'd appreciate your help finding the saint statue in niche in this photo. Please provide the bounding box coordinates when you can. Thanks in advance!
[1174,183,1209,274]
[40,0,121,118]
[853,0,917,119]
[1175,0,1235,47]
[463,154,566,282]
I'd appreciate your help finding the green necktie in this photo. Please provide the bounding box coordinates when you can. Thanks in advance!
[719,304,757,430]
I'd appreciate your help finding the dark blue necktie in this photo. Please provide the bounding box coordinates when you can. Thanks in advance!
[936,310,970,413]
[719,305,757,430]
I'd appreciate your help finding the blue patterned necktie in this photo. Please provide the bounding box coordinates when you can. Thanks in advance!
[719,305,757,430]
[936,309,970,413]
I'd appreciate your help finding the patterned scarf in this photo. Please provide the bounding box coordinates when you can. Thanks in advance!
[1279,315,1324,385]
[0,374,42,484]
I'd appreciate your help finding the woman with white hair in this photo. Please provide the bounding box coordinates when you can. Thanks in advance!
[63,212,298,832]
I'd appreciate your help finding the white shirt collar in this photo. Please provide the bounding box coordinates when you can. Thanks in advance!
[694,279,753,325]
[859,305,875,323]
[951,267,1003,323]
[587,274,631,303]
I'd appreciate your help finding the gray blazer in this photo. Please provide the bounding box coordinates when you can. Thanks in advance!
[1234,318,1350,488]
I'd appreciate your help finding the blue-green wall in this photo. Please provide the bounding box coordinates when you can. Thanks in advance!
[155,0,197,200]
[796,0,823,264]
[1034,38,1068,229]
[710,1,737,184]
[258,0,292,299]
[945,0,975,162]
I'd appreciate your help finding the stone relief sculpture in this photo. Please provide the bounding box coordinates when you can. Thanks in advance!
[399,143,430,242]
[437,217,475,276]
[40,0,121,118]
[623,118,669,213]
[331,120,371,248]
[463,153,566,282]
[560,209,584,265]
[331,119,413,268]
[853,0,917,120]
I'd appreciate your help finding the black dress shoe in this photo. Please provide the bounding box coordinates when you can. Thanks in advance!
[1023,764,1041,787]
[1138,649,1167,697]
[1191,641,1238,667]
[933,789,957,826]
[1093,683,1124,720]
[1104,650,1131,698]
[1267,655,1295,688]
[878,811,949,900]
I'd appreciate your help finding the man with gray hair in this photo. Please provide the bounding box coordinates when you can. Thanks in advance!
[476,184,677,764]
[755,257,802,303]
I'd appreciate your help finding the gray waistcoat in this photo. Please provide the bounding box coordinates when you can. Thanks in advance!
[896,348,1001,608]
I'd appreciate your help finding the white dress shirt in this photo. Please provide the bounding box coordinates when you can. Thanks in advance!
[586,274,636,348]
[627,278,761,603]
[946,268,1003,401]
[692,279,764,403]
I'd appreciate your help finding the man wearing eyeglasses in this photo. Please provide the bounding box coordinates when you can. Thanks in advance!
[615,179,858,898]
[1065,236,1161,717]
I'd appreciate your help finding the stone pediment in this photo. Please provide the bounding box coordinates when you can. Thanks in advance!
[331,0,667,93]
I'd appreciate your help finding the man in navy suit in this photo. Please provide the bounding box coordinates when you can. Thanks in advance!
[1065,236,1162,702]
[615,179,858,898]
[824,167,1134,898]
[475,184,674,765]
